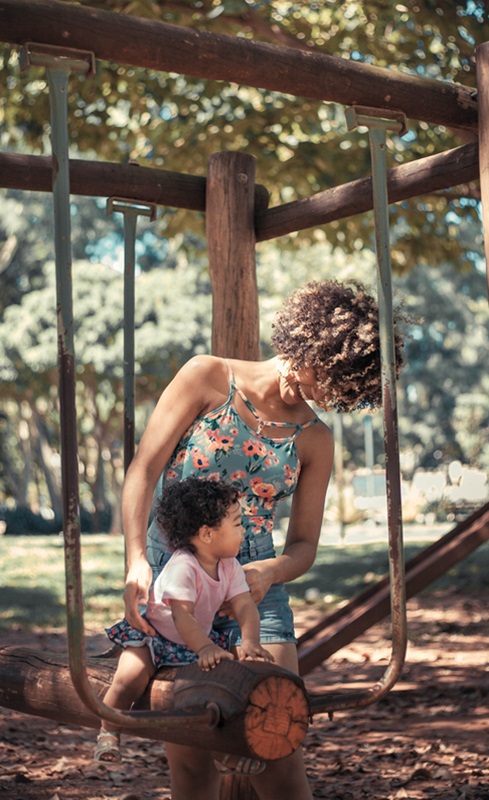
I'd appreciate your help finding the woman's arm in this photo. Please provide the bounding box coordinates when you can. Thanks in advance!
[243,421,334,604]
[122,356,226,632]
[228,592,274,662]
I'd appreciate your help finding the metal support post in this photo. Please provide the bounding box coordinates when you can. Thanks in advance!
[19,44,218,735]
[107,197,157,474]
[476,42,489,299]
[309,106,408,714]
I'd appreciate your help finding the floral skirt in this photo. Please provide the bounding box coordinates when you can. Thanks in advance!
[106,617,230,668]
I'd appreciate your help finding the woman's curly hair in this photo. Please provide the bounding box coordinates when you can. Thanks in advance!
[271,279,405,412]
[153,477,240,554]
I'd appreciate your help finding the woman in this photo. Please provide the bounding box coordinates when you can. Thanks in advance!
[121,279,404,800]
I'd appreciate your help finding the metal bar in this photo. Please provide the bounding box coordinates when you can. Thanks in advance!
[476,42,489,299]
[20,44,218,734]
[107,198,156,475]
[20,43,91,718]
[19,41,96,76]
[309,106,407,714]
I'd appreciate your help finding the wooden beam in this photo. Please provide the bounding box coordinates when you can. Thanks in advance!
[0,0,477,131]
[0,152,269,211]
[207,152,261,359]
[255,141,479,241]
[0,649,310,760]
[298,501,489,676]
[0,143,478,240]
[476,41,489,296]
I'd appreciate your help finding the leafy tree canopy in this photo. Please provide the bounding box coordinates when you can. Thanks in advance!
[0,252,211,391]
[1,0,487,269]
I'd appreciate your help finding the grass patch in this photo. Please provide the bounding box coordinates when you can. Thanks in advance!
[1,534,488,633]
[1,533,125,631]
[286,540,489,603]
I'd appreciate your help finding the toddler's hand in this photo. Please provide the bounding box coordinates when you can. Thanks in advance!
[236,640,275,663]
[197,644,235,672]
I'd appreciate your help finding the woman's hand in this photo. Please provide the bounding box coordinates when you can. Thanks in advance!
[242,560,275,605]
[123,557,156,636]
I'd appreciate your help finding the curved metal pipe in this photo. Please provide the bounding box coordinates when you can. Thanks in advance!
[309,107,407,714]
[20,42,219,734]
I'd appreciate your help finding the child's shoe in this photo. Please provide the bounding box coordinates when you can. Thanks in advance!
[213,751,266,775]
[94,731,121,763]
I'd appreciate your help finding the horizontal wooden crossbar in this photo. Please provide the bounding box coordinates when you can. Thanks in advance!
[0,142,478,237]
[0,0,478,130]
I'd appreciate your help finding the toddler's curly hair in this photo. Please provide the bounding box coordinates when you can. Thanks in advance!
[271,279,405,412]
[154,477,240,554]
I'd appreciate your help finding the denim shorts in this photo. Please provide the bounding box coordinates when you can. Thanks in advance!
[213,582,296,646]
[146,522,297,646]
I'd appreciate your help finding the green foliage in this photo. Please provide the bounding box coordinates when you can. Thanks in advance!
[0,191,54,316]
[0,211,212,516]
[1,1,487,268]
[0,236,211,387]
[398,261,489,470]
[0,1,488,522]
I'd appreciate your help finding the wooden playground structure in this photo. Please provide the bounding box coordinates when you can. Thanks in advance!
[1,2,489,798]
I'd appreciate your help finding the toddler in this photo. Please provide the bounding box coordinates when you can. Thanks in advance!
[94,476,273,764]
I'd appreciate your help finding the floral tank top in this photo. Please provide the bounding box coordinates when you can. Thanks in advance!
[146,363,319,572]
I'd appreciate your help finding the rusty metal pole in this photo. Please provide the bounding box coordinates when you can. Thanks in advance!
[308,106,408,714]
[476,42,489,299]
[18,43,219,735]
[107,197,156,475]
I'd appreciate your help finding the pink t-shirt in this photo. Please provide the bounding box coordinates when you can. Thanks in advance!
[146,549,250,646]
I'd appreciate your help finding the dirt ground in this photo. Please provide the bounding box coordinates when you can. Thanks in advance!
[1,589,488,800]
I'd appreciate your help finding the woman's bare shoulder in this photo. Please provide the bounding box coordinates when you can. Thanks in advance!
[311,418,334,446]
[298,417,334,464]
[176,355,230,397]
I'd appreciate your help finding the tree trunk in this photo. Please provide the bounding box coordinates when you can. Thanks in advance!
[31,405,63,518]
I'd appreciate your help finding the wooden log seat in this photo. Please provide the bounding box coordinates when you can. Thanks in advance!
[0,646,310,761]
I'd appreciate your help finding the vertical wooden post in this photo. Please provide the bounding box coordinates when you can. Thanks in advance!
[206,154,261,799]
[477,41,489,298]
[206,151,261,359]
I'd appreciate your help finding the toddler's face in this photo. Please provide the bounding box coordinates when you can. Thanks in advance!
[211,502,244,558]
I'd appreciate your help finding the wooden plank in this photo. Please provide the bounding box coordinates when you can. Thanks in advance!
[0,0,477,130]
[297,502,489,676]
[0,152,269,211]
[0,144,478,239]
[256,141,479,241]
[476,41,489,296]
[207,152,261,359]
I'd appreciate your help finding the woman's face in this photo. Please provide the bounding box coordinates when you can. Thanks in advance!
[278,362,331,411]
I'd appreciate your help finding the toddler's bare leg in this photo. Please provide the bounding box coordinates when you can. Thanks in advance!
[102,645,155,723]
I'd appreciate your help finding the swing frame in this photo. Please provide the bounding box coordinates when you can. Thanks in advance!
[1,0,489,780]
